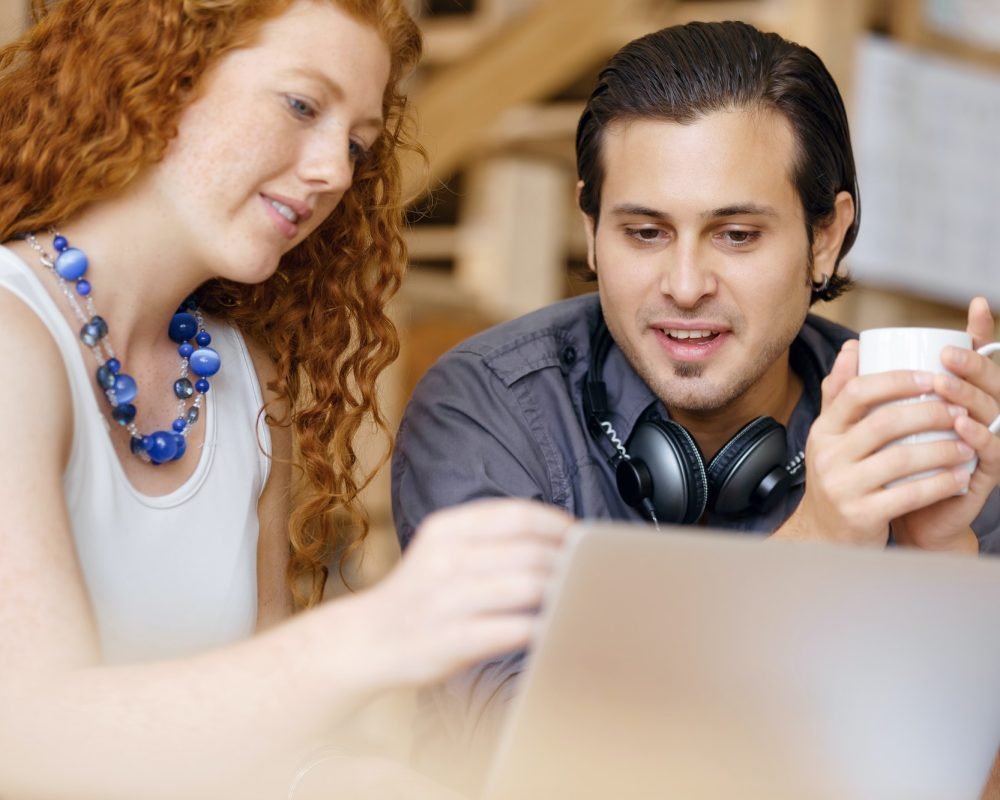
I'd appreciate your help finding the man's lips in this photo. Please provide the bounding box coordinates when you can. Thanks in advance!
[658,327,721,342]
[651,324,730,361]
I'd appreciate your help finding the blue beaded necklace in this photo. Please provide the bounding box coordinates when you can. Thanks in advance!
[26,232,222,465]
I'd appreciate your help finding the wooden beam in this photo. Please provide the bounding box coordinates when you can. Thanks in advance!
[0,0,27,44]
[455,155,572,319]
[403,0,642,199]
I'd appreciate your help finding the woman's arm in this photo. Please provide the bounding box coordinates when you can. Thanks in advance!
[0,290,572,799]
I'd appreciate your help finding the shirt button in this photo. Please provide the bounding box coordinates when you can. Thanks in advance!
[560,345,577,366]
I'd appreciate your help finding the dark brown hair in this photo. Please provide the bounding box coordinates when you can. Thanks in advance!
[575,20,859,303]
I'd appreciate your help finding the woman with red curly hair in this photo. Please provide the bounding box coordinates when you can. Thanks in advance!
[0,0,570,796]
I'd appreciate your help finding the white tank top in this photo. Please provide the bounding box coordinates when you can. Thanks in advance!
[0,245,269,662]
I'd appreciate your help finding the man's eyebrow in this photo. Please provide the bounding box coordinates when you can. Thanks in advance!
[607,202,780,220]
[608,203,669,219]
[703,203,778,220]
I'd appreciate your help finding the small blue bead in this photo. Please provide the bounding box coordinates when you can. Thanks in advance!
[173,377,194,399]
[111,403,136,425]
[168,312,198,343]
[130,435,145,455]
[195,331,212,346]
[146,430,178,464]
[55,247,88,280]
[113,373,138,404]
[172,433,187,460]
[195,378,210,393]
[96,364,116,390]
[178,343,194,359]
[80,316,108,346]
[52,235,68,252]
[189,346,221,377]
[75,279,91,296]
[172,418,186,432]
[107,358,121,374]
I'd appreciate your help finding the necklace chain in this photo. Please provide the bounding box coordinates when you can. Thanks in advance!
[26,231,221,465]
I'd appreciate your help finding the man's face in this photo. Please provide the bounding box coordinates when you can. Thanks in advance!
[586,108,818,418]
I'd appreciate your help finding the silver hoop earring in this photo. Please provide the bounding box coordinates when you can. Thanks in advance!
[811,273,830,293]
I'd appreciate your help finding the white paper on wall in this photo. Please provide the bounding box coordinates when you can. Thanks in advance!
[923,0,1000,52]
[850,35,1000,307]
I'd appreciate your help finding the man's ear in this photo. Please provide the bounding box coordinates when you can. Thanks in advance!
[576,180,597,273]
[811,190,855,282]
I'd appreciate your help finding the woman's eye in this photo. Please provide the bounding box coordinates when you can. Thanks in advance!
[286,96,316,119]
[349,140,370,166]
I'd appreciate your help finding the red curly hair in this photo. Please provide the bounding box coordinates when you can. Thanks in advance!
[0,0,422,608]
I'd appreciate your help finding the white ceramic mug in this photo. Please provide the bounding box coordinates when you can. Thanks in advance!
[857,327,1000,483]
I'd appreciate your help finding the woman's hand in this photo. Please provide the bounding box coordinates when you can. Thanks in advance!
[357,499,573,688]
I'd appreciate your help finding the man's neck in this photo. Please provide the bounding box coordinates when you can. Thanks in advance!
[668,357,803,461]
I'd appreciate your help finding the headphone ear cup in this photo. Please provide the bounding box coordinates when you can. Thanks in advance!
[621,419,708,524]
[706,416,791,515]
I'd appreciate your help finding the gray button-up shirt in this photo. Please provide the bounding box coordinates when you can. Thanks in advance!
[391,292,1000,790]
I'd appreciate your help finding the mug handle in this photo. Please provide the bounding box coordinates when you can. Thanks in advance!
[977,343,1000,434]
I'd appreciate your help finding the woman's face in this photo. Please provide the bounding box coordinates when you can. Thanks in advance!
[140,0,391,284]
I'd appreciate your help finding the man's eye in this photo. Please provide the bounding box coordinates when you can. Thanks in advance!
[625,227,664,242]
[722,230,760,247]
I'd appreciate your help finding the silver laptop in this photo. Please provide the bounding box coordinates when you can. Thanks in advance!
[483,523,1000,800]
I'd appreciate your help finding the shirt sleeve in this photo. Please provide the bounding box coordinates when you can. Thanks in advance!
[973,487,1000,554]
[391,348,562,549]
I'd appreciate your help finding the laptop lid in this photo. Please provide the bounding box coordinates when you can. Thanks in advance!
[483,522,1000,800]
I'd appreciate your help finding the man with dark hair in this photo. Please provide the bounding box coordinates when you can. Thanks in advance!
[393,19,1000,790]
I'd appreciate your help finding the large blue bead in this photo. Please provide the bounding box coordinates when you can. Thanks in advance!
[189,346,221,377]
[146,430,179,464]
[55,247,88,280]
[169,312,198,343]
[113,373,138,404]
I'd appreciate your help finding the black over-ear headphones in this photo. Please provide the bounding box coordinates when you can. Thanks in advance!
[583,317,794,525]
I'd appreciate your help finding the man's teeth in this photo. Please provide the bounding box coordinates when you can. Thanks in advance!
[665,329,716,340]
[270,199,299,223]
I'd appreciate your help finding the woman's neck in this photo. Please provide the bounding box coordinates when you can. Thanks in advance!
[48,196,211,353]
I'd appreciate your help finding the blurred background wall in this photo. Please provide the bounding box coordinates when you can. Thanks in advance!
[3,0,999,589]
